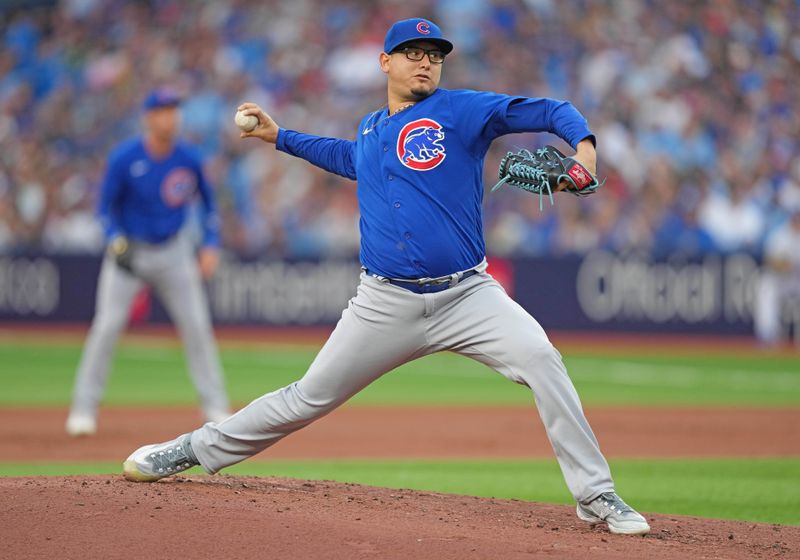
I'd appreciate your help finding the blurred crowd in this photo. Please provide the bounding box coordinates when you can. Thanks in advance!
[1,0,799,259]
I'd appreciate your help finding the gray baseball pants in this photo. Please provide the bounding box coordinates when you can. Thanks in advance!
[69,235,229,421]
[192,271,613,503]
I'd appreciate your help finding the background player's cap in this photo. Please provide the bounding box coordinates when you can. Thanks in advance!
[384,18,453,55]
[142,88,181,111]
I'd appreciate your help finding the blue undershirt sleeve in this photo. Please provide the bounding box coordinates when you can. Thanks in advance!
[276,129,357,180]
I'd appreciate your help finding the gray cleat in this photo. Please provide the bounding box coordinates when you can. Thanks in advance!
[577,491,650,535]
[123,433,199,482]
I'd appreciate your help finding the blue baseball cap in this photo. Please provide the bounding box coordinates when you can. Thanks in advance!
[384,18,453,55]
[142,88,181,111]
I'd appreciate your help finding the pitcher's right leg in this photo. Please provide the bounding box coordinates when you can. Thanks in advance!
[189,275,429,473]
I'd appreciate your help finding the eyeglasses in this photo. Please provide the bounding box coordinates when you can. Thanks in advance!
[392,46,446,64]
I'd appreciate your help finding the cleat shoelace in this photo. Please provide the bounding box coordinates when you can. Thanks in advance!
[597,492,634,515]
[147,440,196,474]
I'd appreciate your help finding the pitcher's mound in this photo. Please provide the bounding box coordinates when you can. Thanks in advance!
[1,476,796,559]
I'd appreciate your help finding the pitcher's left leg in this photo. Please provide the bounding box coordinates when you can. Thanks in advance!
[429,276,649,534]
[430,276,611,503]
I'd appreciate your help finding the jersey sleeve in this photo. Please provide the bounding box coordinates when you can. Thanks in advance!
[191,152,221,248]
[504,96,595,148]
[276,129,357,180]
[96,147,126,243]
[448,90,595,156]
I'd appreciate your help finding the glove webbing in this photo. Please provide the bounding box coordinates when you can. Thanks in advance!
[491,149,555,211]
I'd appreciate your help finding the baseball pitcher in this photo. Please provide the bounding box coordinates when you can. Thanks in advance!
[123,20,649,535]
[66,89,231,436]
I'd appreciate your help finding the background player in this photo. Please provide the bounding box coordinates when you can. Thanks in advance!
[65,88,231,436]
[123,20,650,535]
[755,207,800,346]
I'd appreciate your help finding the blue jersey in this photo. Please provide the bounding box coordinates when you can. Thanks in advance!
[276,88,593,278]
[97,138,220,246]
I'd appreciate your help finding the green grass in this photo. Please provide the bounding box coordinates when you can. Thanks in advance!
[1,458,797,525]
[1,337,798,525]
[0,338,798,407]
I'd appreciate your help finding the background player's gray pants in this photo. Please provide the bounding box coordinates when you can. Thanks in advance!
[192,272,613,503]
[755,272,800,344]
[69,235,229,421]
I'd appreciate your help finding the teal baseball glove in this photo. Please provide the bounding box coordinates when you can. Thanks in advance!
[491,145,603,210]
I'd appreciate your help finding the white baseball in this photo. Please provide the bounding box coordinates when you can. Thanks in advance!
[235,110,259,132]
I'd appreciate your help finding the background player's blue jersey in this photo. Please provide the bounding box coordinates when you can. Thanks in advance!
[97,138,220,247]
[277,88,594,278]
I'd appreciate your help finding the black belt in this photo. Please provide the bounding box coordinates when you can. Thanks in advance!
[364,268,480,294]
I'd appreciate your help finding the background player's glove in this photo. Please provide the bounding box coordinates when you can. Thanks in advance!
[109,236,134,274]
[491,145,603,210]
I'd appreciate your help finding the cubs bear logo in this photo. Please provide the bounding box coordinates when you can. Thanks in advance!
[161,167,197,207]
[397,118,446,171]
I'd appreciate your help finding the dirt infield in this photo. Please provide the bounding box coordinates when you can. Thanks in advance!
[1,405,799,558]
[1,326,797,558]
[1,475,797,560]
[1,406,799,461]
